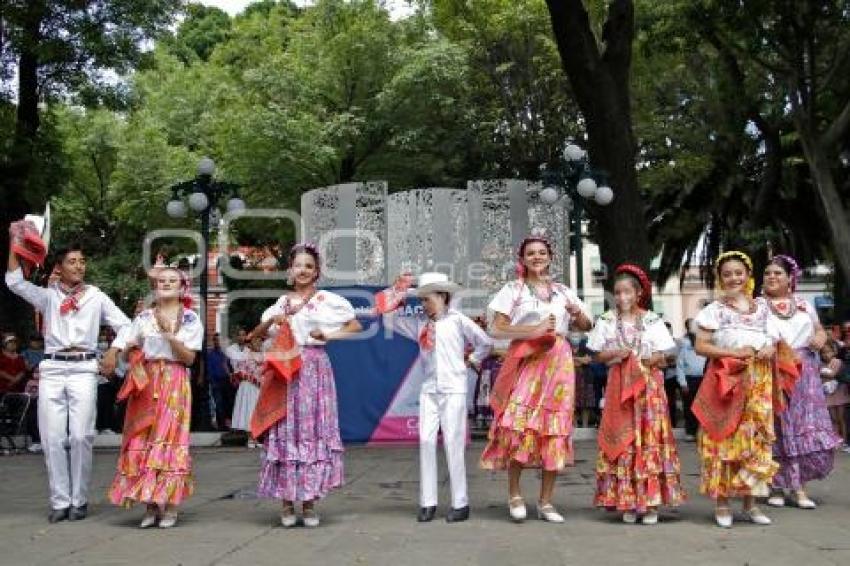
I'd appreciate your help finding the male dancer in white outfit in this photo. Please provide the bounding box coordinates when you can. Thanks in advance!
[382,273,492,523]
[5,241,130,522]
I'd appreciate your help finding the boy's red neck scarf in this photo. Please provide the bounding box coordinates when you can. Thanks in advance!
[55,281,87,316]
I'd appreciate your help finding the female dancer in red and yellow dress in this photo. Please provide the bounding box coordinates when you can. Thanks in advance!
[588,264,685,525]
[480,232,592,523]
[693,251,793,528]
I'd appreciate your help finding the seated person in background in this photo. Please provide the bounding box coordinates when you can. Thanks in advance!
[21,334,45,375]
[0,333,26,394]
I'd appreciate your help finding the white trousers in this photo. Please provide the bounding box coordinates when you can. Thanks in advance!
[419,391,468,509]
[37,359,99,510]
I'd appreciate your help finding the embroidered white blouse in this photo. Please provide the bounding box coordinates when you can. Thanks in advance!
[124,308,204,360]
[261,290,356,347]
[695,297,780,351]
[766,296,819,349]
[586,310,676,357]
[488,280,591,337]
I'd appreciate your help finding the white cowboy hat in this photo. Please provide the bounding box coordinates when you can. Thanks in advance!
[414,272,462,297]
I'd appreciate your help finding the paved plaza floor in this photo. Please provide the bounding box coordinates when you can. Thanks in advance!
[2,440,850,565]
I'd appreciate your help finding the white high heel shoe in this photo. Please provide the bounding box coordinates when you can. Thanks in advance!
[139,509,158,529]
[280,505,297,528]
[158,511,178,529]
[508,496,527,522]
[303,507,320,528]
[536,502,564,523]
[715,507,733,529]
[744,506,772,525]
[795,492,817,509]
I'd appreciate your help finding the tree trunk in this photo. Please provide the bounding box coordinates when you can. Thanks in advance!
[545,0,651,292]
[798,134,850,290]
[0,3,44,334]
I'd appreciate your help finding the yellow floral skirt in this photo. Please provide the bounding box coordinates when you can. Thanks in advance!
[698,359,777,499]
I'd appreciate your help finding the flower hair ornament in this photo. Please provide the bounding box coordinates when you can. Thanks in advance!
[515,228,555,278]
[768,254,803,293]
[714,250,755,297]
[615,263,652,310]
[287,242,322,285]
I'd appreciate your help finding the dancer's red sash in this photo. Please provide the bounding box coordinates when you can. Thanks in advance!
[598,354,646,461]
[250,321,302,439]
[692,357,749,441]
[773,341,801,414]
[489,334,556,419]
[117,349,156,451]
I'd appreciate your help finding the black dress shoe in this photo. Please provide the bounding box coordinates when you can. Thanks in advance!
[48,508,70,523]
[69,505,88,521]
[446,506,470,523]
[417,506,437,522]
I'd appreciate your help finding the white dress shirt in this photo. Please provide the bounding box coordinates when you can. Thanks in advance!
[5,268,131,353]
[384,309,493,394]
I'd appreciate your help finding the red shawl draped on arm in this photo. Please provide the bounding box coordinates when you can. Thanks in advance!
[598,354,647,461]
[250,320,302,439]
[692,356,750,441]
[489,334,556,419]
[693,342,801,442]
[117,349,155,451]
[773,341,801,414]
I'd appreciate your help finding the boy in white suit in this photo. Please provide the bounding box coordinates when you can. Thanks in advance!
[380,272,492,523]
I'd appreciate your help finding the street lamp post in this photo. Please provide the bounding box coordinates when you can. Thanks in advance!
[538,143,614,299]
[165,157,245,353]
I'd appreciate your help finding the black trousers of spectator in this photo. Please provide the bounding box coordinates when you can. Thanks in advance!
[594,372,608,427]
[683,375,703,436]
[664,378,683,428]
[209,381,235,430]
[25,397,39,442]
[96,380,119,432]
[191,379,214,431]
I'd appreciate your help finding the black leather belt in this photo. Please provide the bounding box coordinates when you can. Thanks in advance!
[45,351,97,361]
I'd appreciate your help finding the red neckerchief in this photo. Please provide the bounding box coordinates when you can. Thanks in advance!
[419,320,436,351]
[56,281,87,316]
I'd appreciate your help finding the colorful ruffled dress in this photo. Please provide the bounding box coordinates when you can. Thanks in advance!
[108,308,203,507]
[768,296,841,489]
[695,298,779,499]
[588,310,686,513]
[256,291,356,502]
[480,280,590,471]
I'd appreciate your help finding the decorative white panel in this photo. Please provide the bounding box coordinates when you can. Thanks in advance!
[387,188,468,284]
[300,182,387,286]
